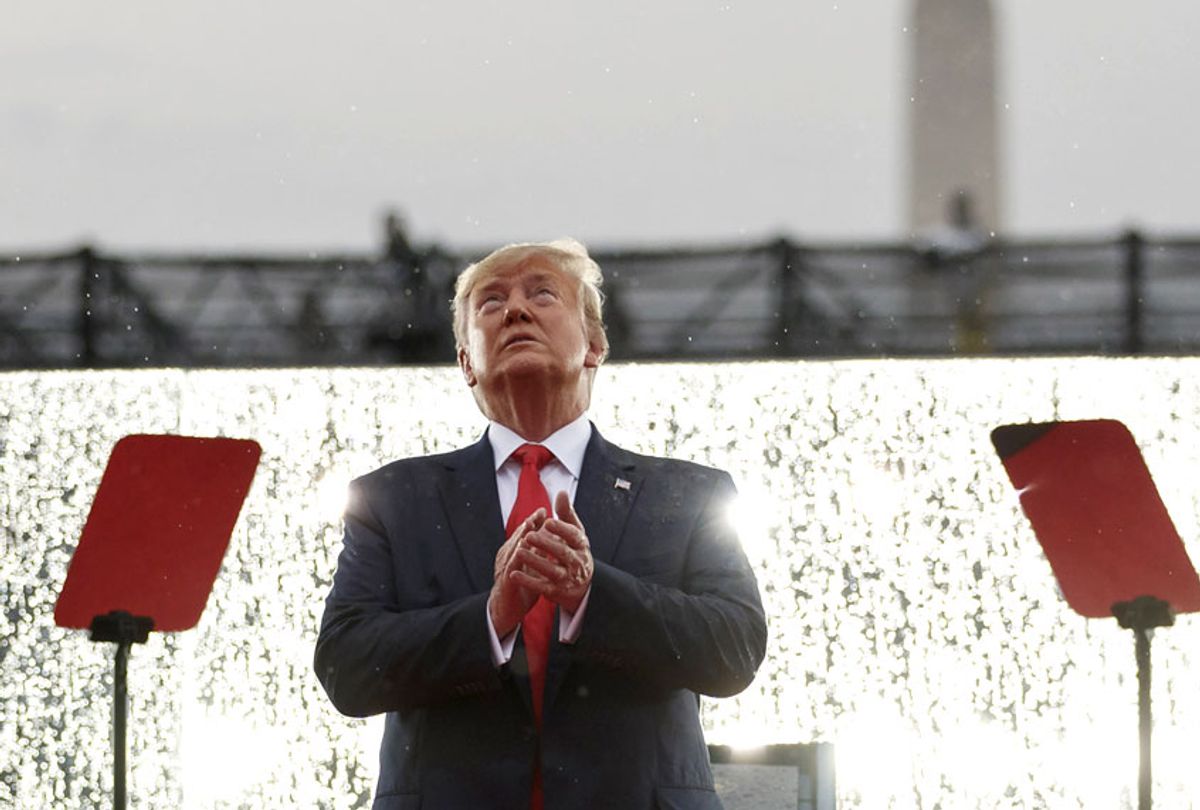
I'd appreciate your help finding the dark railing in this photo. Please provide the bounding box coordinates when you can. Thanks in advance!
[2,231,1198,369]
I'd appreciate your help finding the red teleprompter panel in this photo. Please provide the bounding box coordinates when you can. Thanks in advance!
[55,434,262,632]
[992,419,1200,619]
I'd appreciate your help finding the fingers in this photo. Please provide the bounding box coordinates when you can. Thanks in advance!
[509,569,556,596]
[509,530,593,608]
[495,506,549,583]
[554,491,580,528]
[515,508,548,539]
[512,536,587,579]
[510,560,584,596]
[523,529,577,565]
[538,517,589,553]
[513,546,566,580]
[499,499,592,610]
[499,508,547,560]
[515,531,592,587]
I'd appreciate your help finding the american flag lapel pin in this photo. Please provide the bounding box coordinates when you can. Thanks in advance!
[614,478,631,491]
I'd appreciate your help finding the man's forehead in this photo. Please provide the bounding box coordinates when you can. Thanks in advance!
[472,256,571,291]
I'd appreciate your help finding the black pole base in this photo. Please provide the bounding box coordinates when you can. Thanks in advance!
[1112,595,1174,631]
[89,611,154,644]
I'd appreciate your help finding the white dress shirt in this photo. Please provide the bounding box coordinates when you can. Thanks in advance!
[485,413,593,665]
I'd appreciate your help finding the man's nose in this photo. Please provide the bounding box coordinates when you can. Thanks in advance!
[503,295,533,324]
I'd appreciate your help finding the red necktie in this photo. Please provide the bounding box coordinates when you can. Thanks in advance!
[505,443,556,810]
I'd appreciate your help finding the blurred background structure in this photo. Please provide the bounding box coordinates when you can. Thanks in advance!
[2,224,1199,368]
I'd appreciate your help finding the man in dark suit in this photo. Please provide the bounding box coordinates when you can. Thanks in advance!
[315,239,767,809]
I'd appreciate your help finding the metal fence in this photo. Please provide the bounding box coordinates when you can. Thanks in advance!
[2,232,1198,369]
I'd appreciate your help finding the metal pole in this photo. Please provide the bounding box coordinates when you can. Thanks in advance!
[1135,626,1152,810]
[774,238,796,357]
[79,246,98,367]
[1112,596,1172,810]
[114,640,129,810]
[1123,229,1144,354]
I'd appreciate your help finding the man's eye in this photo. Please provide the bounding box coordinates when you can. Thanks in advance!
[535,288,556,299]
[479,296,503,311]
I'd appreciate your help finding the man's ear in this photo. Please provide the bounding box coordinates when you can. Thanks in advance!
[458,347,478,387]
[583,335,604,369]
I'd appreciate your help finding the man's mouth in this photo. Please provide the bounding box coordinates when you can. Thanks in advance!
[503,334,538,348]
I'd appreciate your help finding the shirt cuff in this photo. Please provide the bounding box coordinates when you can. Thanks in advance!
[558,586,591,644]
[486,596,519,666]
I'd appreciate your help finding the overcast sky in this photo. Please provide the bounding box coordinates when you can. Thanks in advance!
[3,1,1199,252]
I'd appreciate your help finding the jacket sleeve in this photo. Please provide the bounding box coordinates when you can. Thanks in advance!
[313,476,506,717]
[569,471,768,697]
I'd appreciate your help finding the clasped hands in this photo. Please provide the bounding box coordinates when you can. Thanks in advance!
[489,490,594,637]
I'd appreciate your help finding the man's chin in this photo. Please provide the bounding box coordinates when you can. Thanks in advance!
[489,357,581,387]
[495,357,554,379]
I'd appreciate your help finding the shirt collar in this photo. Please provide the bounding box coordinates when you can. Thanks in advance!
[488,412,592,479]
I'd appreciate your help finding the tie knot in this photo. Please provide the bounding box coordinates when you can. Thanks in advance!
[512,443,554,471]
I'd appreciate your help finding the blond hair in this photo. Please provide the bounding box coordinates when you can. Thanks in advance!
[452,238,609,360]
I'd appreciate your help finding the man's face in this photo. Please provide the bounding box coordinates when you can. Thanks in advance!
[458,256,602,395]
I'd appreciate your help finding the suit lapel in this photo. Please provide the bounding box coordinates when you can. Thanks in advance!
[545,427,642,714]
[438,431,537,719]
[571,428,642,566]
[437,433,505,594]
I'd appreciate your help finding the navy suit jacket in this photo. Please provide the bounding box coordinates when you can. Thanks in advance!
[314,427,767,810]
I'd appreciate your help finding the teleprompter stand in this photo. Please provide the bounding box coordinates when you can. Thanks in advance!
[992,420,1200,810]
[89,610,154,810]
[55,435,261,810]
[1111,596,1174,810]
